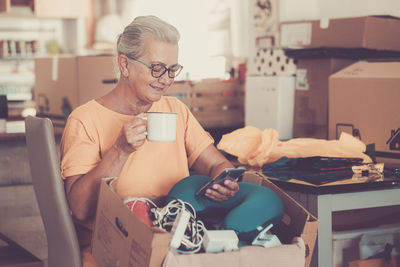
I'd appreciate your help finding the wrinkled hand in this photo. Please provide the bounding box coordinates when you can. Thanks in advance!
[204,179,239,202]
[114,113,147,154]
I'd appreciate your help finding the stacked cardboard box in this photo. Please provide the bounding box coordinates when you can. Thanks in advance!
[329,61,400,164]
[280,16,400,139]
[34,55,118,129]
[280,16,400,51]
[292,57,356,139]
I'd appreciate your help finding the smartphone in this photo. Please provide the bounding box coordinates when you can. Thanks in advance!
[195,167,245,196]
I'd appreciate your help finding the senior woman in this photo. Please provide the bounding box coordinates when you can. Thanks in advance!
[60,15,238,266]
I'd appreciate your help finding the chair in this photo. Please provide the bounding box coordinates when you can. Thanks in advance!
[25,116,82,267]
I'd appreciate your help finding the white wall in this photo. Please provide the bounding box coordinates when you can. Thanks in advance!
[279,0,400,21]
[279,0,320,22]
[319,0,400,19]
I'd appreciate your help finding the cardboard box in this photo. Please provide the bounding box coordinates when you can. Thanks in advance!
[191,79,245,129]
[34,55,118,127]
[245,76,295,140]
[91,179,170,267]
[293,58,356,139]
[244,173,318,267]
[280,16,400,52]
[92,172,318,267]
[329,61,400,163]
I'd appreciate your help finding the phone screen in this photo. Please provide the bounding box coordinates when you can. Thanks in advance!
[195,168,245,196]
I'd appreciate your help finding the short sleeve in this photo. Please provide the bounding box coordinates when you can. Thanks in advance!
[60,116,101,179]
[182,104,214,167]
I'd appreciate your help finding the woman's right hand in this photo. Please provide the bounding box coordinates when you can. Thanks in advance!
[114,113,147,154]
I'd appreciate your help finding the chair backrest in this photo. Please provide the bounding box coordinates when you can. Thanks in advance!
[25,116,82,267]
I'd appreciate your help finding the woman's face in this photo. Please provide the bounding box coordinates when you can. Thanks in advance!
[126,36,179,105]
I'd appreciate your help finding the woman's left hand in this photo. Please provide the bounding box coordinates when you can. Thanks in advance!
[204,179,239,202]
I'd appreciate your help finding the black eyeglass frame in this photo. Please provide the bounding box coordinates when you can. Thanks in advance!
[125,55,183,79]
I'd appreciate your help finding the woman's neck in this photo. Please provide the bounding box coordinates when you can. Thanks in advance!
[97,82,152,116]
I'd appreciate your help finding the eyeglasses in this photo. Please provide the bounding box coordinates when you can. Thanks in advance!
[126,55,183,79]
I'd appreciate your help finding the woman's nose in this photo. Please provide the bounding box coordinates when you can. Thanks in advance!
[158,71,173,84]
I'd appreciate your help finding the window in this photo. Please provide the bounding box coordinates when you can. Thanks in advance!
[120,0,241,81]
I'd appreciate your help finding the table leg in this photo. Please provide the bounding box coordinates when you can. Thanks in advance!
[318,194,333,267]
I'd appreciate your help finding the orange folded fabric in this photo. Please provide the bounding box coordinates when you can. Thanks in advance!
[217,126,372,167]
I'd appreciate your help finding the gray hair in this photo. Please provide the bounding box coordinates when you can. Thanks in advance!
[117,15,180,58]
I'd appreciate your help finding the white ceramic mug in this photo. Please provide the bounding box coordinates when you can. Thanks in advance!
[146,112,177,142]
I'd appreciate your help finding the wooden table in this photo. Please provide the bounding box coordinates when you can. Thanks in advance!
[267,172,400,267]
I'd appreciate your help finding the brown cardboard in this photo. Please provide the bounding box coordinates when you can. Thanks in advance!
[280,16,400,51]
[293,58,356,139]
[76,56,118,105]
[243,172,318,267]
[329,61,400,163]
[91,178,171,267]
[92,172,318,267]
[34,55,118,128]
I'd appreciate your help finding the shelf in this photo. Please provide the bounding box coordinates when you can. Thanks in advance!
[7,99,35,118]
[0,56,35,61]
[0,73,34,84]
[0,1,32,15]
[1,0,85,18]
[5,92,32,101]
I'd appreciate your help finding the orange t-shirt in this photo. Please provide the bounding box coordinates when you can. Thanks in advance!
[61,96,214,198]
[61,96,214,266]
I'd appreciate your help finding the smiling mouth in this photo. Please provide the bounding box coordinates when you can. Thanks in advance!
[150,84,164,92]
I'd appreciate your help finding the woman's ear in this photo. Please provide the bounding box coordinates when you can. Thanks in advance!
[118,54,129,77]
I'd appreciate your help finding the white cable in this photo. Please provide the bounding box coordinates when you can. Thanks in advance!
[148,199,205,253]
[123,197,158,211]
[122,197,205,253]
